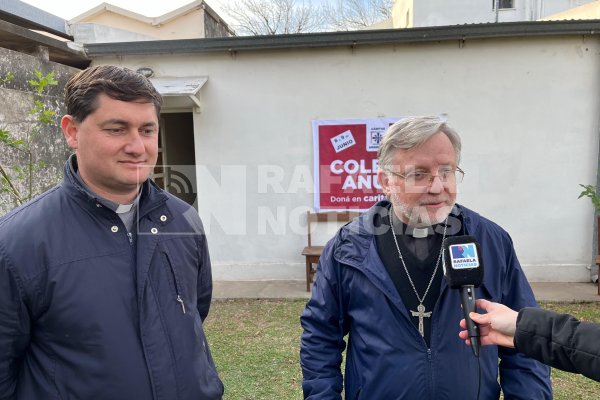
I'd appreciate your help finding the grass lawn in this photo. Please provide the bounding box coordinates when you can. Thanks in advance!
[204,299,600,400]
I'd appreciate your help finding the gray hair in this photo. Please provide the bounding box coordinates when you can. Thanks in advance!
[377,116,462,170]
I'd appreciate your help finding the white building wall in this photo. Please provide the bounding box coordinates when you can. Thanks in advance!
[93,34,600,282]
[410,0,595,26]
[542,0,596,16]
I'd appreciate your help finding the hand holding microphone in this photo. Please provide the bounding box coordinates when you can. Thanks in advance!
[443,235,484,357]
[459,299,518,348]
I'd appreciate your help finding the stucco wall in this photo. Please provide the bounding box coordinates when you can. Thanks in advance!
[91,34,600,282]
[409,0,596,26]
[76,9,209,40]
[0,47,78,215]
[392,0,413,28]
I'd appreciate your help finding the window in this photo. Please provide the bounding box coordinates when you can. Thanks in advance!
[493,0,514,9]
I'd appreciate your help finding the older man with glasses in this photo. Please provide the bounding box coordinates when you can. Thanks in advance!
[300,116,551,400]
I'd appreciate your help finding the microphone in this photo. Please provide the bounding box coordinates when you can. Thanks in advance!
[442,235,484,357]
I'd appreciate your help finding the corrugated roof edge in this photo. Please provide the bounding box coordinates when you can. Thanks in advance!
[0,0,70,39]
[84,19,600,56]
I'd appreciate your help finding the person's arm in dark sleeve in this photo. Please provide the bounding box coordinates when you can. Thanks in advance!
[496,239,552,400]
[195,219,213,322]
[0,249,31,400]
[300,243,346,400]
[515,307,600,382]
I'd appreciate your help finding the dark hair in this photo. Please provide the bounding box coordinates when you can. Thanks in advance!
[64,65,163,122]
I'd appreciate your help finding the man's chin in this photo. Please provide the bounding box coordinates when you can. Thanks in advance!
[120,172,150,184]
[427,204,454,225]
[115,178,148,193]
[403,205,454,228]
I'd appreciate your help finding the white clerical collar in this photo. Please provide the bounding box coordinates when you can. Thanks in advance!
[411,227,430,238]
[115,203,134,214]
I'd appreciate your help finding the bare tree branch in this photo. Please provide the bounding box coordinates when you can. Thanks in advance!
[0,164,24,204]
[324,0,393,31]
[223,0,325,35]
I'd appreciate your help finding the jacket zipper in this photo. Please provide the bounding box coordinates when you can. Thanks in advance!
[176,294,186,314]
[427,348,434,397]
[165,253,186,314]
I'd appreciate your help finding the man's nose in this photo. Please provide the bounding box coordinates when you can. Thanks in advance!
[428,175,444,194]
[124,131,145,155]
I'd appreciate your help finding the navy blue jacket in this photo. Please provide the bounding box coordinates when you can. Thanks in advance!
[300,201,552,399]
[0,161,223,399]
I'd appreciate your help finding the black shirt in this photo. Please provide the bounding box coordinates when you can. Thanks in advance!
[374,204,460,347]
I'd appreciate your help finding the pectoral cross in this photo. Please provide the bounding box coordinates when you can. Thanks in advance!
[410,303,432,337]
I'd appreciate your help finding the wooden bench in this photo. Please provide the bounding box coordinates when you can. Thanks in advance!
[302,211,361,291]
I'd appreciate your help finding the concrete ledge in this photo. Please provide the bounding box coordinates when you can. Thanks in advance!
[530,282,599,302]
[213,280,310,299]
[213,263,305,281]
[213,280,600,302]
[522,264,592,283]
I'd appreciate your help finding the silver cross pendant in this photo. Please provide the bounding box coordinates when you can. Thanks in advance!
[410,303,432,337]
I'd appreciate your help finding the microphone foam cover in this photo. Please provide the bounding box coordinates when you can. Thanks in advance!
[443,235,484,288]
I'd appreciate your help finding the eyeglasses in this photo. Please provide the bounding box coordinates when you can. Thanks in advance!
[387,166,465,187]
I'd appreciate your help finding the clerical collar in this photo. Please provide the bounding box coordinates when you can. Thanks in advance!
[411,227,430,239]
[115,203,135,214]
[389,209,436,239]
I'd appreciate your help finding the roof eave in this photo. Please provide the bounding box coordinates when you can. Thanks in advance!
[84,20,600,57]
[0,0,71,40]
[0,18,90,68]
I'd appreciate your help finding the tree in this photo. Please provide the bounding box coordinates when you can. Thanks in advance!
[222,0,325,35]
[324,0,393,31]
[222,0,393,35]
[579,183,600,213]
[0,70,59,207]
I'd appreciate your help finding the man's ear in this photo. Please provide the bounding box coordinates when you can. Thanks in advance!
[61,115,79,150]
[378,168,391,197]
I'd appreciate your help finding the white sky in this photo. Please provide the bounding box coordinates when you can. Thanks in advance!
[19,0,227,21]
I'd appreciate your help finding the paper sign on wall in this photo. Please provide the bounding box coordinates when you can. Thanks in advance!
[312,117,400,211]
